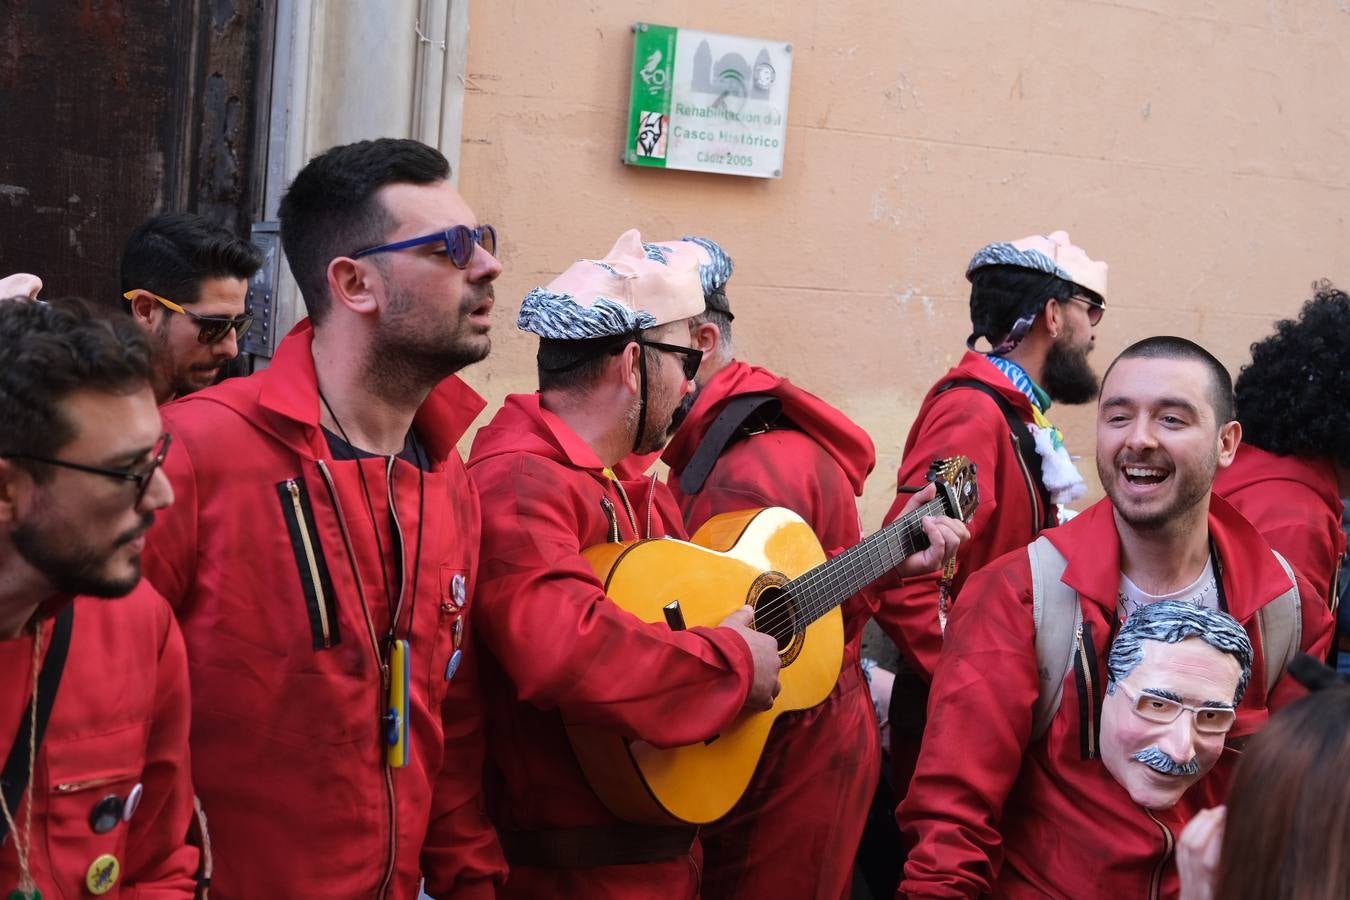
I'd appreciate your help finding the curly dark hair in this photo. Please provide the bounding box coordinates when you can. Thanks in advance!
[1234,281,1350,467]
[0,298,152,471]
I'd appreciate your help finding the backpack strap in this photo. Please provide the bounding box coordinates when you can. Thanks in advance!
[1255,550,1303,696]
[678,393,782,496]
[0,602,75,844]
[1029,536,1081,742]
[934,378,1054,529]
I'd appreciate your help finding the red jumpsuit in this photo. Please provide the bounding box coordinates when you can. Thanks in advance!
[1214,444,1345,610]
[661,360,879,900]
[898,496,1334,899]
[0,585,197,898]
[466,394,756,900]
[873,350,1054,680]
[143,321,504,899]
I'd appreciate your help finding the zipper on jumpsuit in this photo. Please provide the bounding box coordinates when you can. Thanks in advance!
[375,455,412,898]
[1009,431,1045,532]
[1143,808,1175,900]
[1074,623,1098,758]
[314,459,399,900]
[286,479,334,648]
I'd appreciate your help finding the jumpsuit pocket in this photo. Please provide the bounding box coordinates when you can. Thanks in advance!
[42,721,148,896]
[277,478,342,650]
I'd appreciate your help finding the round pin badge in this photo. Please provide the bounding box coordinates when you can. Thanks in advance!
[451,573,467,608]
[444,648,463,681]
[122,783,144,822]
[89,795,124,834]
[85,853,120,895]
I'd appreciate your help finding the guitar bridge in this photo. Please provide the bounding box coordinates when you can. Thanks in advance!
[663,600,687,631]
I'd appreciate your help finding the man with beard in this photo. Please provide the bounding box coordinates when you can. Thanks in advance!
[0,298,197,897]
[119,213,263,404]
[465,230,798,899]
[141,138,506,899]
[646,235,966,900]
[897,336,1334,899]
[874,231,1107,810]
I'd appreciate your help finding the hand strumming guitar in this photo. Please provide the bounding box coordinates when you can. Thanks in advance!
[719,604,783,711]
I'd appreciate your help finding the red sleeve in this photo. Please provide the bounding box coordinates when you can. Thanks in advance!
[1241,482,1343,607]
[142,417,201,610]
[898,557,1038,899]
[421,611,507,899]
[121,602,199,898]
[471,456,753,748]
[873,395,1007,680]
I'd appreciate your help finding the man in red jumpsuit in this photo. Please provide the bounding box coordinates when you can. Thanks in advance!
[651,235,901,899]
[1214,282,1348,660]
[142,139,506,898]
[468,230,967,899]
[874,231,1109,797]
[0,298,197,898]
[898,337,1335,899]
[119,213,263,404]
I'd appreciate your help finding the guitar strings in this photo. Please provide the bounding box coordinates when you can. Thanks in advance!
[762,500,940,636]
[750,499,945,640]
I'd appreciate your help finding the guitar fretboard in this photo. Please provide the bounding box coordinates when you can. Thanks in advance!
[754,497,948,644]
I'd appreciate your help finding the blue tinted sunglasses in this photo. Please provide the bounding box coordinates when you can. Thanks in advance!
[352,224,497,269]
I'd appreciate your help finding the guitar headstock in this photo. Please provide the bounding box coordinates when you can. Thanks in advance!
[926,456,979,524]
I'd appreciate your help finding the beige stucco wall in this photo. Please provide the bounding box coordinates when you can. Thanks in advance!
[455,0,1350,529]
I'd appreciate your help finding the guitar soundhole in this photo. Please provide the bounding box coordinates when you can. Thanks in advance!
[754,586,796,653]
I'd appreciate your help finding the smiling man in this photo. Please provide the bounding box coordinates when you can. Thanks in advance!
[119,213,264,403]
[897,336,1334,899]
[141,139,505,899]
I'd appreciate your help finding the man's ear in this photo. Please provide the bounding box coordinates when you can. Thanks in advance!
[1042,298,1065,340]
[326,257,382,316]
[0,459,31,526]
[617,341,643,394]
[1215,420,1242,469]
[690,321,720,355]
[127,291,163,329]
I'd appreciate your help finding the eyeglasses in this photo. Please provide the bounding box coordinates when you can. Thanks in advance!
[4,433,172,504]
[123,290,254,345]
[1067,294,1105,326]
[1115,681,1236,734]
[638,340,702,381]
[352,224,498,269]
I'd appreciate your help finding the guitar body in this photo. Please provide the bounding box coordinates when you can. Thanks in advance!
[567,506,843,825]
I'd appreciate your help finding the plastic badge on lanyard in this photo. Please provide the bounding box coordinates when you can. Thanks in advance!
[386,639,410,768]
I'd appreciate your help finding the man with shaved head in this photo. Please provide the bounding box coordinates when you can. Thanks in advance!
[897,336,1334,899]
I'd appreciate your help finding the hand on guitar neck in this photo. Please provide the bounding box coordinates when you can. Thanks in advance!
[892,482,970,577]
[719,604,783,711]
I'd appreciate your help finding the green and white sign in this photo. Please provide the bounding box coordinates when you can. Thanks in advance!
[625,23,793,179]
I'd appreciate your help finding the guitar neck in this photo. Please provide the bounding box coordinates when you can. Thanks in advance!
[786,496,948,630]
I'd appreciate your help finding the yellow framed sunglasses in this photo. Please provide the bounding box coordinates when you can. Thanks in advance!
[122,289,254,345]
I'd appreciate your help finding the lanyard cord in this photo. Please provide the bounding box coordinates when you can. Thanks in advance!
[0,621,43,898]
[318,390,425,645]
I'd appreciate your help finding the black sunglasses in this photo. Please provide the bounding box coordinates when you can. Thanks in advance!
[638,340,703,381]
[352,224,498,269]
[123,290,254,345]
[4,433,172,504]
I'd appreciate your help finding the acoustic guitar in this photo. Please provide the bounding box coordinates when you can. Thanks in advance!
[566,457,978,824]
